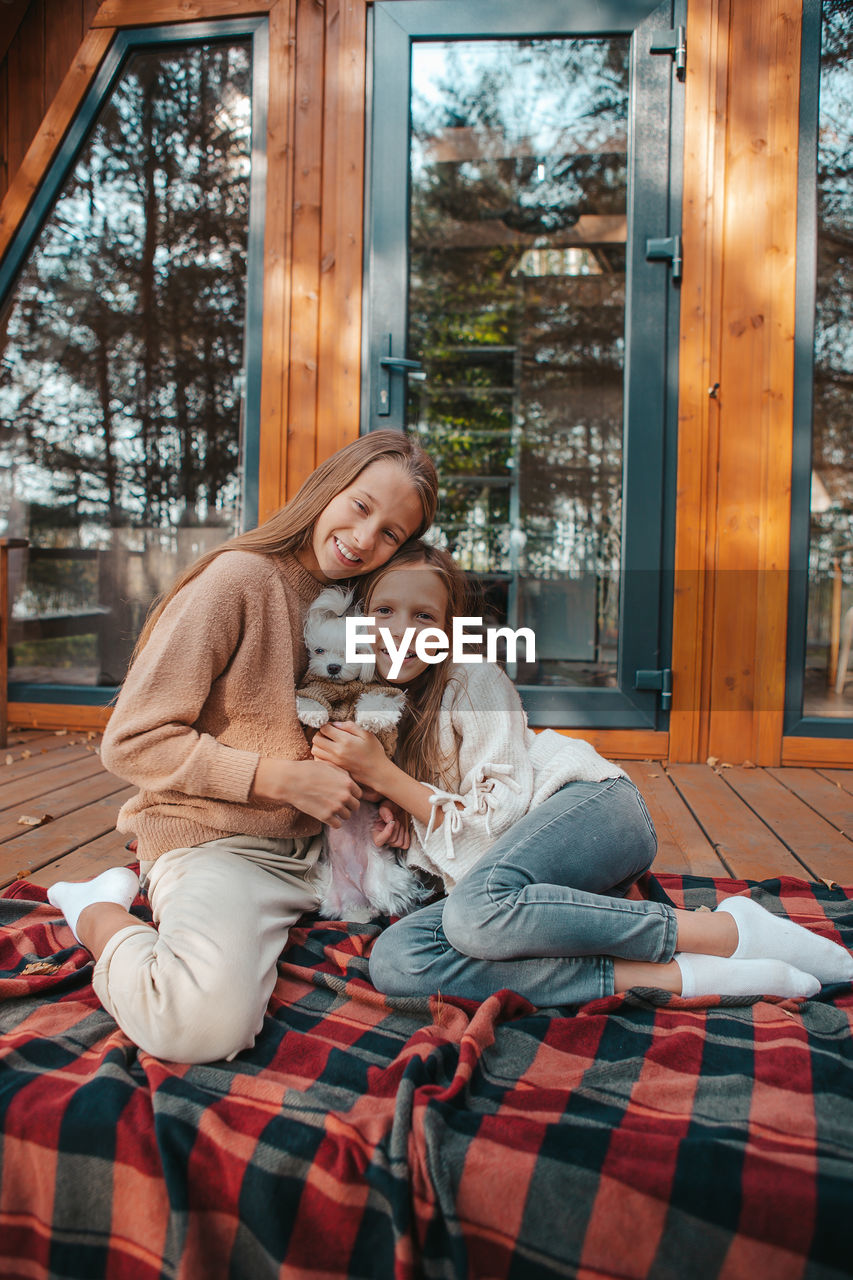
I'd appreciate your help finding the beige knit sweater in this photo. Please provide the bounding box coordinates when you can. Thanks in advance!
[100,549,325,862]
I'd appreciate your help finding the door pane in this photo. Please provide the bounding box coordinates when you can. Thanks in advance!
[0,40,253,689]
[805,2,853,717]
[407,38,629,688]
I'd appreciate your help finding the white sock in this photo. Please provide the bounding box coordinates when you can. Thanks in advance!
[47,867,139,942]
[716,894,853,986]
[674,953,820,1000]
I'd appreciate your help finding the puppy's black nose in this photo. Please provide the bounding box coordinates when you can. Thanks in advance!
[327,663,342,676]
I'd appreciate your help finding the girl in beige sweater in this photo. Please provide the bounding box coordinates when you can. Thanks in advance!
[47,432,437,1063]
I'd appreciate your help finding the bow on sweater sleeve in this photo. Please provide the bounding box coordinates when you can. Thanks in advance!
[409,663,536,885]
[100,553,279,804]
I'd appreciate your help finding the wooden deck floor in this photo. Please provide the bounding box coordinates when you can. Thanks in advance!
[0,728,851,891]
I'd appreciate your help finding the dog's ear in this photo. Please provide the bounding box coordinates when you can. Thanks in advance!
[310,585,355,620]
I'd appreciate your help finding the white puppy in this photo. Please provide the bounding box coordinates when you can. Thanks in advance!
[296,586,429,921]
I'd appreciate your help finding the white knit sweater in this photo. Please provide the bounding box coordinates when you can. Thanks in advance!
[407,662,626,888]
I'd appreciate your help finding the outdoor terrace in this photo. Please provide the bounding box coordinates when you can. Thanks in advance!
[0,729,850,893]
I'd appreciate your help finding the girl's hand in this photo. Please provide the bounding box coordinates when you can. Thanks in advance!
[372,800,411,849]
[251,758,361,827]
[311,722,390,789]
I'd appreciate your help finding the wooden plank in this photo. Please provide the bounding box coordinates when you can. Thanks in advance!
[315,0,366,462]
[91,0,271,26]
[768,767,853,838]
[257,0,296,521]
[669,0,729,764]
[720,766,852,884]
[819,770,853,797]
[553,730,668,761]
[621,760,726,878]
[705,0,802,766]
[330,0,366,455]
[0,57,8,202]
[0,786,134,887]
[0,768,126,843]
[285,0,325,491]
[0,25,114,261]
[0,752,105,814]
[27,828,134,888]
[0,0,30,66]
[1,741,100,779]
[4,0,45,182]
[752,0,802,766]
[665,763,812,880]
[45,0,84,109]
[781,737,853,769]
[7,702,112,731]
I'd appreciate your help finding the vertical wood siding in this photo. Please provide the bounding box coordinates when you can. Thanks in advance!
[670,0,804,765]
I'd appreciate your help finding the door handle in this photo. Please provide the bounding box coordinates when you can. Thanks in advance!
[377,335,425,416]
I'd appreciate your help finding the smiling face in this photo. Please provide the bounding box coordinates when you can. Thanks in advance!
[366,565,450,684]
[297,459,425,582]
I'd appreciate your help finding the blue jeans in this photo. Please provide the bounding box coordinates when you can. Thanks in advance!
[369,776,676,1006]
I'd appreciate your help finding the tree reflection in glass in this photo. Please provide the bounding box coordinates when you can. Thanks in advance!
[806,1,853,717]
[407,38,629,688]
[0,41,252,687]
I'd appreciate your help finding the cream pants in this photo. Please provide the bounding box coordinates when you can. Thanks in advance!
[92,835,324,1064]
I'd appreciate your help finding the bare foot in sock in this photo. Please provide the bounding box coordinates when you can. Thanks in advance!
[674,953,820,1000]
[715,895,853,986]
[47,867,139,942]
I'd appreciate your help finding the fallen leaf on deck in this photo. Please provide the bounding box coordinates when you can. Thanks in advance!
[742,760,756,768]
[707,756,719,767]
[20,750,31,759]
[17,814,54,828]
[5,755,13,766]
[54,730,67,737]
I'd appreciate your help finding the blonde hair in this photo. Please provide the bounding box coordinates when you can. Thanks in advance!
[359,540,474,787]
[133,431,437,658]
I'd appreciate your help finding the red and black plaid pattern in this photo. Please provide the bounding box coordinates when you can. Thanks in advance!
[0,872,851,1279]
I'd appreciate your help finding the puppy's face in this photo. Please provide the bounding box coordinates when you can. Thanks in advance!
[304,611,369,682]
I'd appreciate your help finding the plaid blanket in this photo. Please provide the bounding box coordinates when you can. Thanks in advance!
[0,872,851,1280]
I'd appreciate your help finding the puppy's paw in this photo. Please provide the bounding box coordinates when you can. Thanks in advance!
[296,696,329,728]
[355,689,406,732]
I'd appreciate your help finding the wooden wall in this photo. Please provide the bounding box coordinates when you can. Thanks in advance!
[0,0,850,764]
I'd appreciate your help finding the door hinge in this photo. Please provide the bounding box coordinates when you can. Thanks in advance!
[634,668,672,711]
[650,26,686,80]
[646,234,682,283]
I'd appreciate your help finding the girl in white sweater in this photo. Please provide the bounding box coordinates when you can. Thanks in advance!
[313,542,853,1005]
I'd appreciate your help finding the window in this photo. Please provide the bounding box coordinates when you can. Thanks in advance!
[0,20,267,701]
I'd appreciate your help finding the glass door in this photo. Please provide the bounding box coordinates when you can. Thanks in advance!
[364,0,683,728]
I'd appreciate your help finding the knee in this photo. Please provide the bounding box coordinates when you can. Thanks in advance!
[100,950,269,1064]
[441,889,497,960]
[368,927,413,997]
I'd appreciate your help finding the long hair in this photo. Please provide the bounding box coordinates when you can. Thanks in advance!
[358,540,473,788]
[133,431,438,658]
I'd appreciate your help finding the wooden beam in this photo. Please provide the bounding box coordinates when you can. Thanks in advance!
[0,24,114,261]
[285,0,326,495]
[706,0,802,766]
[316,0,366,464]
[91,0,270,27]
[257,0,296,522]
[669,0,729,763]
[781,737,853,769]
[7,703,112,731]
